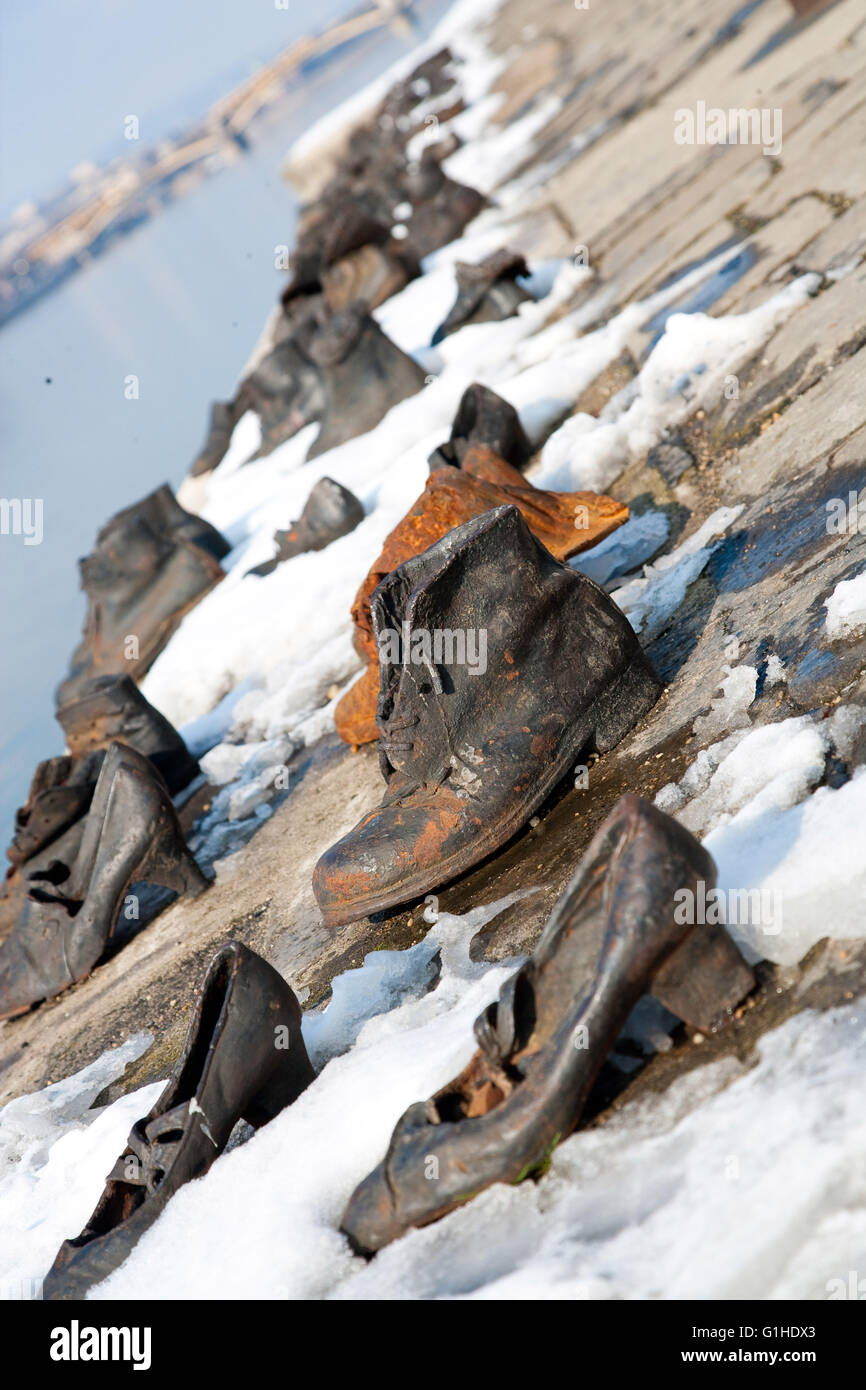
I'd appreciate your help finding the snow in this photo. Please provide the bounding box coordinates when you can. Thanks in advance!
[531,273,821,495]
[612,506,744,640]
[4,910,866,1299]
[571,508,670,587]
[692,664,758,742]
[656,708,866,966]
[825,570,866,640]
[0,1035,158,1297]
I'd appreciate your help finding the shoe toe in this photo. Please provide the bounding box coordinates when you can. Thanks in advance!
[340,1163,404,1257]
[312,798,450,926]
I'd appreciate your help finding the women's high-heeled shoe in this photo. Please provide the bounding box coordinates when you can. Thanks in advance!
[340,794,756,1255]
[43,941,315,1299]
[0,743,208,1020]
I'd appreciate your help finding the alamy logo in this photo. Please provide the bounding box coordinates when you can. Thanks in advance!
[50,1320,152,1370]
[826,492,865,535]
[826,1270,866,1299]
[0,497,43,545]
[674,101,782,156]
[377,624,487,676]
[674,881,782,935]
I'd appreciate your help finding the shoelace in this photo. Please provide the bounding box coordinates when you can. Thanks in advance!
[377,710,419,758]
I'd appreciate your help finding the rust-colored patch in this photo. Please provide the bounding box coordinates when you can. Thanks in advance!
[530,734,557,758]
[413,801,462,867]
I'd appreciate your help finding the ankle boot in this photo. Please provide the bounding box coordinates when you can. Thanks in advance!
[6,754,101,869]
[57,507,225,706]
[288,200,393,297]
[400,152,487,261]
[43,940,315,1298]
[248,477,365,578]
[334,465,628,746]
[306,304,426,460]
[427,383,532,472]
[340,795,756,1253]
[318,505,660,925]
[432,250,532,344]
[58,674,199,793]
[100,484,230,563]
[0,744,208,1020]
[6,679,198,871]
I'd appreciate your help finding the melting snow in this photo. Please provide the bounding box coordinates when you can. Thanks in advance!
[825,571,866,640]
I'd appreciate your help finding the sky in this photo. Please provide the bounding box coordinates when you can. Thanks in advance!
[0,0,364,218]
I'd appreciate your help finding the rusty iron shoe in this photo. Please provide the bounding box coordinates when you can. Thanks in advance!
[333,453,629,746]
[427,382,532,472]
[316,505,660,925]
[57,492,226,706]
[43,940,315,1299]
[432,249,533,344]
[248,477,365,578]
[0,743,209,1021]
[57,674,199,793]
[103,483,230,563]
[340,794,756,1254]
[306,303,426,460]
[6,677,198,873]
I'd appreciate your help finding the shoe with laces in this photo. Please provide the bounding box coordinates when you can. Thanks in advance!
[316,505,660,925]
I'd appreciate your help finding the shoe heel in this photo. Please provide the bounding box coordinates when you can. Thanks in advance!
[142,813,210,899]
[242,1055,315,1130]
[591,655,662,755]
[650,921,755,1031]
[153,845,209,899]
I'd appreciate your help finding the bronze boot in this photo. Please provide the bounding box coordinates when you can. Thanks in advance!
[316,505,660,925]
[306,304,426,460]
[432,249,532,343]
[6,676,198,873]
[248,477,364,578]
[427,382,532,472]
[340,795,756,1253]
[57,673,199,794]
[57,489,226,705]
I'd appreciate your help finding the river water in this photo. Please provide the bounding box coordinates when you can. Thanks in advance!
[0,2,449,838]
